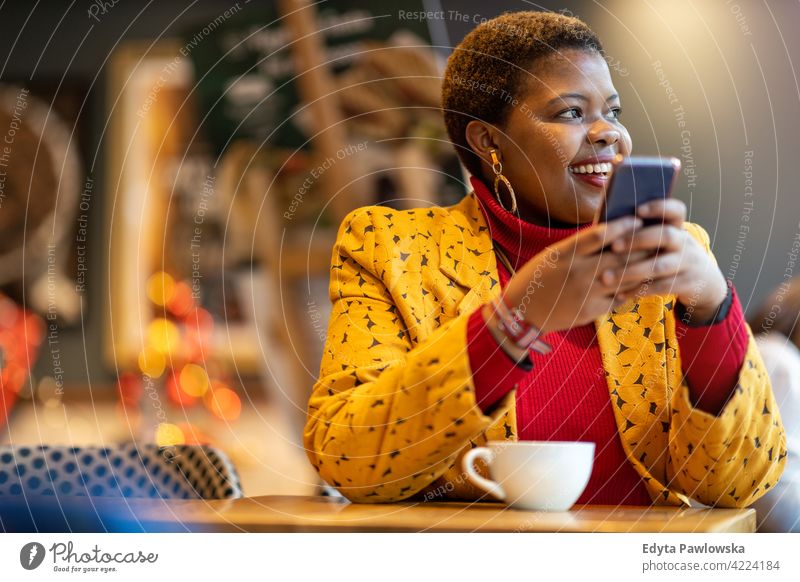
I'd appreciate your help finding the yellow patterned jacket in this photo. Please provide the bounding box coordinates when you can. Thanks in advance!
[305,192,787,507]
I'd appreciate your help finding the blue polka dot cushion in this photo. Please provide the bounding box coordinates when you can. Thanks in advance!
[0,444,242,499]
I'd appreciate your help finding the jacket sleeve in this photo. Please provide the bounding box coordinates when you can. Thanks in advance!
[304,208,513,502]
[666,223,788,507]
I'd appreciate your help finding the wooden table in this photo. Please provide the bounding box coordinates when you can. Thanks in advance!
[1,495,755,533]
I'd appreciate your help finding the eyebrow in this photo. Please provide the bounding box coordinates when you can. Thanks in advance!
[546,92,620,105]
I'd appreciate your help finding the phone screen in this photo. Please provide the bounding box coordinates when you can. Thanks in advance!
[597,156,681,224]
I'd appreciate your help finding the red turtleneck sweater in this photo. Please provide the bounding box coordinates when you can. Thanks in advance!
[466,176,749,506]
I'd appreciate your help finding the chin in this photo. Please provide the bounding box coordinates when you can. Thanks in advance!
[557,188,602,225]
[575,201,601,225]
[548,211,596,228]
[564,208,596,226]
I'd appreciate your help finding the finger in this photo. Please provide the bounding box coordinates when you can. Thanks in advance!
[614,275,684,303]
[636,198,686,226]
[597,249,653,271]
[603,271,656,294]
[602,253,683,288]
[615,278,654,296]
[596,250,654,285]
[575,216,642,255]
[611,224,685,254]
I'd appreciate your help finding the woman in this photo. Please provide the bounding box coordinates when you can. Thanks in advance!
[304,11,786,507]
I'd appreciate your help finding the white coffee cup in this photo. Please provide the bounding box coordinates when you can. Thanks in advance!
[463,440,595,511]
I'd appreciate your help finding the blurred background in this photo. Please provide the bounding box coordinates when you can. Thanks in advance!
[0,0,798,498]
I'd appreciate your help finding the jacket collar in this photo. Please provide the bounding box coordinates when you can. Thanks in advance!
[437,192,499,315]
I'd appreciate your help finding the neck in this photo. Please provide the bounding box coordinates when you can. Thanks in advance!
[470,176,590,268]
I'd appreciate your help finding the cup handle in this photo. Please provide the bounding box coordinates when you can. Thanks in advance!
[462,447,506,501]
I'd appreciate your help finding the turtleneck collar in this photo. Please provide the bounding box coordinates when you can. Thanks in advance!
[470,176,590,272]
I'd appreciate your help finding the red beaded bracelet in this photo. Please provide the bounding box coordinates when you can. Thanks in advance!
[492,295,552,355]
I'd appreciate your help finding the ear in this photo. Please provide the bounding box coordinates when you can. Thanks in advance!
[465,120,503,167]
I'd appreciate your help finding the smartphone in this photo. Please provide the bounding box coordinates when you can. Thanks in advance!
[595,155,681,225]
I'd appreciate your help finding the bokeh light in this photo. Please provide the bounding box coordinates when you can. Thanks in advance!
[146,317,181,355]
[155,422,185,447]
[166,280,195,317]
[179,363,210,398]
[204,381,241,421]
[137,346,166,378]
[117,372,142,406]
[166,370,198,408]
[178,422,212,445]
[184,307,214,334]
[146,271,176,307]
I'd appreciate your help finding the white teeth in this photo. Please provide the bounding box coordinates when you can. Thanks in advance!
[569,162,611,175]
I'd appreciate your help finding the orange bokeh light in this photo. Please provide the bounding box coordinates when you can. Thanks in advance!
[184,307,214,334]
[179,363,210,397]
[166,370,198,408]
[177,422,212,445]
[166,281,195,317]
[204,382,241,421]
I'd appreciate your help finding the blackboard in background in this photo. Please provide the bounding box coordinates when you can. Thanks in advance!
[185,0,433,155]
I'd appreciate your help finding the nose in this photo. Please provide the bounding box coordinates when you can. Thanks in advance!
[587,119,620,147]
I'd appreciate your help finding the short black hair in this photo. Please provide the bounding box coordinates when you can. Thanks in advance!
[442,11,603,177]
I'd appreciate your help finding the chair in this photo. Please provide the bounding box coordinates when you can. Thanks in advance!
[0,444,242,499]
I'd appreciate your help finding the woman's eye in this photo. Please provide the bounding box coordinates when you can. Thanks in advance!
[557,108,582,119]
[607,107,622,119]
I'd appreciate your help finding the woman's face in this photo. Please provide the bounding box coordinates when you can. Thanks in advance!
[494,49,632,226]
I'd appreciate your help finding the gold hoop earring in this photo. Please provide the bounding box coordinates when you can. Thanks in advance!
[489,149,517,214]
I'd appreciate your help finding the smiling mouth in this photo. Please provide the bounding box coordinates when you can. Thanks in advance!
[568,162,612,176]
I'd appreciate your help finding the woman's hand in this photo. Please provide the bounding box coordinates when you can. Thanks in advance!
[604,199,728,323]
[497,215,653,334]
